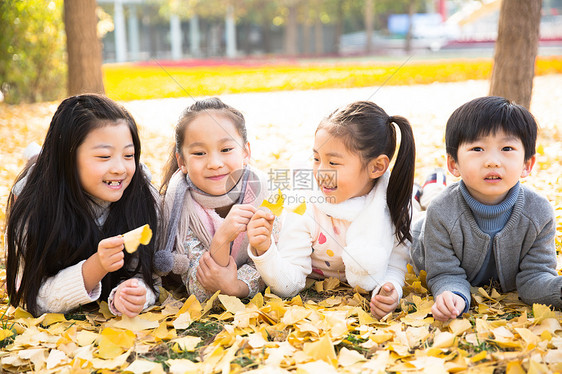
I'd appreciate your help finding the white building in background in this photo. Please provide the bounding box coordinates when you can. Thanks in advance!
[97,0,237,62]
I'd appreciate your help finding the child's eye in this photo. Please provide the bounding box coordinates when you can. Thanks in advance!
[502,146,514,151]
[470,147,483,152]
[96,155,110,159]
[221,147,234,153]
[329,161,339,166]
[192,152,205,156]
[313,157,320,163]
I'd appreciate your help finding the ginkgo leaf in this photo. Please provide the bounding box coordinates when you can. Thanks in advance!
[123,224,152,253]
[172,336,201,352]
[260,190,284,216]
[0,328,14,341]
[111,315,159,331]
[218,294,246,314]
[303,335,337,367]
[532,303,556,324]
[288,201,306,215]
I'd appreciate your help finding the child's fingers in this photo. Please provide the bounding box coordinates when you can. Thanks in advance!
[254,208,275,221]
[432,300,456,321]
[99,236,125,249]
[238,204,257,214]
[374,294,397,306]
[251,226,272,238]
[120,284,146,296]
[120,292,146,306]
[118,297,143,316]
[370,301,390,319]
[442,294,460,317]
[380,283,395,295]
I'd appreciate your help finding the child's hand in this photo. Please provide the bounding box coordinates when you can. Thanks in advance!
[216,204,256,243]
[370,282,399,319]
[113,278,147,318]
[248,208,275,256]
[196,252,249,298]
[431,291,465,321]
[97,236,125,273]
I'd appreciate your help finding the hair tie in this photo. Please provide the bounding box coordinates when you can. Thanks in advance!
[388,115,395,125]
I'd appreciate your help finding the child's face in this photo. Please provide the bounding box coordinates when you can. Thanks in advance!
[177,113,249,196]
[76,121,136,202]
[313,129,379,204]
[447,129,535,205]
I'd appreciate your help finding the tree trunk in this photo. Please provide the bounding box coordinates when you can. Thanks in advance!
[489,0,542,109]
[284,4,299,55]
[314,16,323,55]
[64,0,104,96]
[334,1,344,56]
[405,0,416,53]
[303,22,311,54]
[365,0,374,53]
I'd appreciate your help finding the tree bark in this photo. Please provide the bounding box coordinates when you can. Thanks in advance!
[284,4,299,55]
[489,0,542,109]
[405,0,416,53]
[365,0,374,53]
[64,0,104,96]
[334,0,344,56]
[314,16,323,55]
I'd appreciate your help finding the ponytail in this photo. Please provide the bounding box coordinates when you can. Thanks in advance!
[387,115,415,245]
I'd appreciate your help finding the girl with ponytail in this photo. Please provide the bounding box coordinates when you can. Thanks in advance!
[247,101,415,318]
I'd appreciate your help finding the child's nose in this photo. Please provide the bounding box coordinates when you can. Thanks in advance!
[485,154,501,168]
[111,158,127,173]
[207,153,224,169]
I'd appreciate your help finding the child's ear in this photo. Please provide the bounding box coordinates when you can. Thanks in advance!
[447,154,461,178]
[368,155,389,179]
[176,152,188,174]
[521,155,536,178]
[243,142,251,166]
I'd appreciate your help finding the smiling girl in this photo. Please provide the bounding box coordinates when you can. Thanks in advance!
[248,101,416,318]
[6,94,159,317]
[155,97,268,302]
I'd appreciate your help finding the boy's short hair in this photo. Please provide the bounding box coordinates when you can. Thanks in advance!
[445,96,537,162]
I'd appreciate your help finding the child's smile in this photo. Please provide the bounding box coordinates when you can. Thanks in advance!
[313,129,375,204]
[77,121,135,202]
[178,112,250,196]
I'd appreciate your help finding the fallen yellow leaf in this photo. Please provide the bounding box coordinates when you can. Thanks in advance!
[260,189,284,216]
[303,335,337,367]
[123,224,152,253]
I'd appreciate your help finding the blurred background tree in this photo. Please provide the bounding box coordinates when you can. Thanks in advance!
[1,0,559,105]
[0,0,66,104]
[489,0,543,109]
[65,0,105,96]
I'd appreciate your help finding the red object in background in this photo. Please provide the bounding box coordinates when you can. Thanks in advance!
[439,0,447,21]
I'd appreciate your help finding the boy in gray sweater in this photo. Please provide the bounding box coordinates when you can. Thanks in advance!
[411,96,561,321]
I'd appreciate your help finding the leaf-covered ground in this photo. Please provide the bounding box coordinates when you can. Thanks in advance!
[0,75,561,373]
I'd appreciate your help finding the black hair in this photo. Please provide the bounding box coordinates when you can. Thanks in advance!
[446,96,537,162]
[160,97,247,195]
[318,101,416,245]
[6,94,158,316]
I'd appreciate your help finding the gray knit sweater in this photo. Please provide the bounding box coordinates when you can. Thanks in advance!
[411,181,562,309]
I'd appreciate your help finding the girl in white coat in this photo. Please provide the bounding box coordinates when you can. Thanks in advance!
[247,101,415,318]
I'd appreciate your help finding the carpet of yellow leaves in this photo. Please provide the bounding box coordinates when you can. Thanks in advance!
[1,73,562,373]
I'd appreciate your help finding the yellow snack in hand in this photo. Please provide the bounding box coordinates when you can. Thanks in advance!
[123,224,152,253]
[260,190,284,216]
